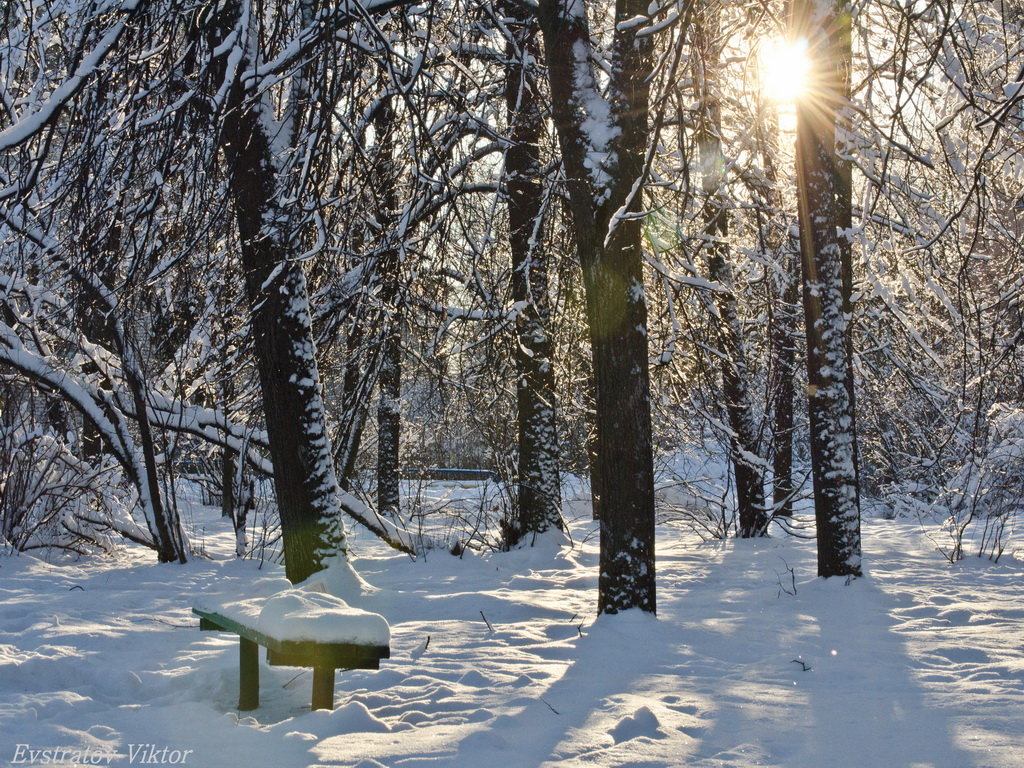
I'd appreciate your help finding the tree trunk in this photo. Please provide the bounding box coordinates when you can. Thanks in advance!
[769,264,800,517]
[693,4,767,538]
[78,271,186,562]
[221,447,236,519]
[755,97,800,519]
[377,318,402,516]
[127,370,186,563]
[336,318,368,491]
[835,8,862,505]
[537,0,657,613]
[218,16,349,583]
[369,98,403,518]
[793,0,861,578]
[502,3,563,546]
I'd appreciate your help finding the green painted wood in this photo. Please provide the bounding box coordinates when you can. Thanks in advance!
[193,605,389,712]
[238,637,259,711]
[311,667,335,710]
[192,607,389,665]
[193,608,281,650]
[266,647,382,669]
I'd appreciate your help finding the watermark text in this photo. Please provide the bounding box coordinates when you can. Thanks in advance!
[11,744,194,765]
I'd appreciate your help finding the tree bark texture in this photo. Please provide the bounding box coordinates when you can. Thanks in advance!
[217,7,348,583]
[377,320,402,516]
[537,0,657,613]
[769,263,800,517]
[502,3,563,546]
[754,101,800,519]
[336,318,369,490]
[373,100,403,518]
[793,0,861,577]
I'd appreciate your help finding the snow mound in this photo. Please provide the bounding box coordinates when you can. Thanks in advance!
[458,728,510,753]
[282,731,317,742]
[457,670,491,688]
[609,705,665,743]
[330,701,392,733]
[297,557,375,599]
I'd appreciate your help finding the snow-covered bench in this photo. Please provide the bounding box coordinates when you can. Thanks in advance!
[193,590,390,711]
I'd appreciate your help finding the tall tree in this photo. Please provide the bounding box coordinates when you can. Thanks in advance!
[500,3,564,547]
[693,0,768,538]
[792,0,861,577]
[753,88,799,519]
[373,98,404,518]
[207,0,353,582]
[536,0,658,612]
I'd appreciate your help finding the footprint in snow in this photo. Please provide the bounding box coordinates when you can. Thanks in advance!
[609,706,665,743]
[930,646,990,664]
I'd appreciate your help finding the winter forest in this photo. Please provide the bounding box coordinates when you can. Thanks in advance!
[1,0,1023,766]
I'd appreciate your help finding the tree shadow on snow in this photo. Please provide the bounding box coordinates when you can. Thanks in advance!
[678,538,976,768]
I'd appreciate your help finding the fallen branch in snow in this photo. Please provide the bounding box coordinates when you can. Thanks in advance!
[776,558,798,598]
[480,611,495,633]
[541,697,561,715]
[283,670,308,689]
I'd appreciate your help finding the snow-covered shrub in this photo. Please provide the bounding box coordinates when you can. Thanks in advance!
[0,388,117,554]
[403,477,509,554]
[654,448,735,540]
[937,404,1024,562]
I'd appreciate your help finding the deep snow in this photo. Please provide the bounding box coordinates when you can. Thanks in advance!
[1,488,1023,768]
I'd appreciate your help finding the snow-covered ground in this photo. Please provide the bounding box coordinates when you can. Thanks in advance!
[2,489,1023,768]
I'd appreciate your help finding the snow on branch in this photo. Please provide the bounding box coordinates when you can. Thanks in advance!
[0,0,146,151]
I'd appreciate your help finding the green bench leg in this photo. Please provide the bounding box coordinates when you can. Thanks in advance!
[311,667,335,710]
[238,637,259,711]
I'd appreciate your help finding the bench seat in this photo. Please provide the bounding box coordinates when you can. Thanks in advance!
[193,592,389,711]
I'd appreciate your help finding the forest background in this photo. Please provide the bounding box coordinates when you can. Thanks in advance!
[1,0,1023,603]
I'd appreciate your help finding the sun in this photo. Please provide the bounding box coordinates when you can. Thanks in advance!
[760,37,811,105]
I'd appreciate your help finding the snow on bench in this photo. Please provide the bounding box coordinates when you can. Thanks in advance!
[193,590,390,711]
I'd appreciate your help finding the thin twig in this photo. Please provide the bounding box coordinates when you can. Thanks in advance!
[283,670,307,689]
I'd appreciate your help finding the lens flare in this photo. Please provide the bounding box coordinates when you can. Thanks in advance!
[761,37,811,105]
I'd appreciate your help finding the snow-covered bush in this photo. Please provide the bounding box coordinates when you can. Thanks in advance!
[403,477,510,555]
[654,448,736,540]
[0,387,117,555]
[937,404,1024,562]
